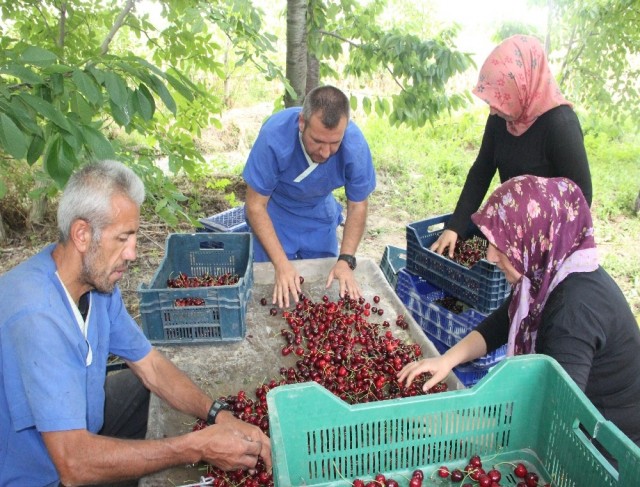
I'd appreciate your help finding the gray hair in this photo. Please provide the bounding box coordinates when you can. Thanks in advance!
[301,85,350,129]
[57,160,145,242]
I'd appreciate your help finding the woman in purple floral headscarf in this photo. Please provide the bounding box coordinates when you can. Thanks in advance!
[471,175,598,356]
[399,175,640,447]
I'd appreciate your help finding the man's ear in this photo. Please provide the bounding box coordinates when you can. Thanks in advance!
[298,112,305,133]
[69,219,92,253]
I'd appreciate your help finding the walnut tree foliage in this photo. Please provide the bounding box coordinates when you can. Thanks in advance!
[547,0,640,122]
[287,0,476,127]
[0,0,283,227]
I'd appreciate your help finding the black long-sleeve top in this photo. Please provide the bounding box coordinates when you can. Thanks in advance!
[448,105,592,237]
[475,267,640,446]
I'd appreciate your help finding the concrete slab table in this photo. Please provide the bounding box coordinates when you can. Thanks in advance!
[140,257,463,486]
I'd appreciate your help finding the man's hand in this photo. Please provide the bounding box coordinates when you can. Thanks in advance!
[273,260,301,308]
[326,259,362,300]
[430,229,458,258]
[214,410,272,471]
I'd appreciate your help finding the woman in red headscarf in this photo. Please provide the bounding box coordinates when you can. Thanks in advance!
[431,35,592,258]
[399,175,640,447]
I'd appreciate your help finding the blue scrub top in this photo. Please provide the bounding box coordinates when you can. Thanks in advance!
[0,244,152,486]
[243,107,376,229]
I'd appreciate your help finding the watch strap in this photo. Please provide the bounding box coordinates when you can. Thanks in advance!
[206,399,230,425]
[338,254,357,270]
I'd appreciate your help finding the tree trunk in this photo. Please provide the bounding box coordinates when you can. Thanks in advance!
[305,52,320,95]
[285,0,308,107]
[0,210,7,243]
[29,180,48,224]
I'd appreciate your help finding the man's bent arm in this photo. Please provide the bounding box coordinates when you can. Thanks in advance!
[340,199,368,256]
[245,186,289,269]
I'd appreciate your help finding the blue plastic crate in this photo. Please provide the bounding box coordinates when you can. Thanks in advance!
[137,232,253,345]
[198,205,248,233]
[379,245,406,290]
[427,333,495,387]
[406,213,511,313]
[396,268,506,370]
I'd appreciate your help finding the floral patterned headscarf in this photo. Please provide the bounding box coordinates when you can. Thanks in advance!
[471,175,599,355]
[472,35,570,136]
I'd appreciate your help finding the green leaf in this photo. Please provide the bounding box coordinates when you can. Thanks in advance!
[104,71,128,108]
[164,72,194,102]
[20,46,58,67]
[0,113,28,159]
[362,96,371,115]
[46,136,76,188]
[155,197,169,212]
[132,85,155,121]
[71,92,95,124]
[42,64,74,74]
[51,73,64,97]
[349,94,358,111]
[27,135,45,165]
[18,93,72,132]
[109,99,131,126]
[0,64,43,84]
[72,69,102,105]
[80,125,115,160]
[146,74,177,114]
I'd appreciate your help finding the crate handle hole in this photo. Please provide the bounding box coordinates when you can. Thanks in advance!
[200,241,225,250]
[426,222,446,233]
[576,421,619,478]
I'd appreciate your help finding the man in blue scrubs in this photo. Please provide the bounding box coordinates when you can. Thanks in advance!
[243,85,376,308]
[0,160,271,486]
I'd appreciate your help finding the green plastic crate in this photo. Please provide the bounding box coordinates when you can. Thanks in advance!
[267,355,640,486]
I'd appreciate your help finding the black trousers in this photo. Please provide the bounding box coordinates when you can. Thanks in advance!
[60,369,150,487]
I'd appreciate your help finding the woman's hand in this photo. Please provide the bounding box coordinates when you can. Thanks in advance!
[397,356,455,393]
[430,229,458,258]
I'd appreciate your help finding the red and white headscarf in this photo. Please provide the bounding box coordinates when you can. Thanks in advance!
[472,35,570,136]
[471,175,599,355]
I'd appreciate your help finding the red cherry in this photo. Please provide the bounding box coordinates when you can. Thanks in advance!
[437,466,450,478]
[525,472,539,487]
[514,463,528,478]
[411,469,424,480]
[487,468,501,482]
[450,469,464,482]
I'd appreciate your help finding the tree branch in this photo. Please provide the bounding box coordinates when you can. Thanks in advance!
[317,29,362,48]
[58,2,67,50]
[100,0,137,55]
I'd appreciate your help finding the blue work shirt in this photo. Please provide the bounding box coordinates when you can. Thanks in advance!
[242,107,376,230]
[0,244,152,487]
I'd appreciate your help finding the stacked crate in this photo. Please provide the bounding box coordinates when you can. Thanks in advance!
[198,205,248,233]
[394,213,511,386]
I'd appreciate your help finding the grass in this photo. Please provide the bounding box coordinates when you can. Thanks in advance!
[360,107,640,320]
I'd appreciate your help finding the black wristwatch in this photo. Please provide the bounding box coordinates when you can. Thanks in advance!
[206,399,231,425]
[338,254,357,270]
